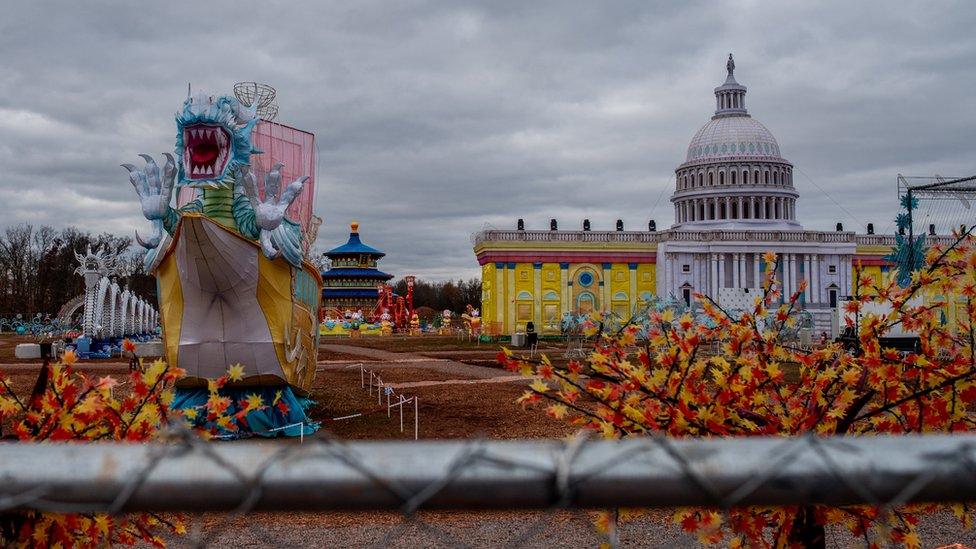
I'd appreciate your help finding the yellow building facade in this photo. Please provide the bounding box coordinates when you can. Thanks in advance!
[475,235,658,334]
[473,229,959,336]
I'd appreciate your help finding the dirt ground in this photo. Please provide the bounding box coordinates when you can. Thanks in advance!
[2,334,976,547]
[311,366,573,440]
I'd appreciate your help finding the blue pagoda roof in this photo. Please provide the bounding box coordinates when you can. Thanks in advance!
[326,222,385,258]
[323,289,386,299]
[321,268,393,280]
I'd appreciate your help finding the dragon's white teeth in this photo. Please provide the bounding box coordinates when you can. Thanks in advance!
[192,166,200,175]
[206,166,213,175]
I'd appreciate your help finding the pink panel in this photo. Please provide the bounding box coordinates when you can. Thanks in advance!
[251,121,317,233]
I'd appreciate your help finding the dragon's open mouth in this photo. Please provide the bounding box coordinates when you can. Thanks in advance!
[183,124,230,180]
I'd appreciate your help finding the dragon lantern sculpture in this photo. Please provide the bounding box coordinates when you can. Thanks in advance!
[123,91,321,436]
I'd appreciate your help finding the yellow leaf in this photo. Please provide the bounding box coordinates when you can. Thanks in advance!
[548,403,568,419]
[90,514,110,536]
[902,530,921,549]
[227,364,246,382]
[144,360,167,384]
[244,393,264,411]
[0,396,20,416]
[840,369,860,385]
[529,379,549,393]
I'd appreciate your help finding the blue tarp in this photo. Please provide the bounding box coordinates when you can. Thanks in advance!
[171,385,319,439]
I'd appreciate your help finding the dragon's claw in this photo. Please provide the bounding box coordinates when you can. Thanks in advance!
[239,162,306,261]
[124,154,176,250]
[135,220,163,249]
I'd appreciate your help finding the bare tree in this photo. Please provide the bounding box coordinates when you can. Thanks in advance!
[0,224,155,316]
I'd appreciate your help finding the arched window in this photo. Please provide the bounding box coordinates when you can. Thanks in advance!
[698,173,703,187]
[708,173,713,186]
[764,171,770,185]
[719,171,724,185]
[577,292,596,314]
[731,171,737,185]
[754,170,760,184]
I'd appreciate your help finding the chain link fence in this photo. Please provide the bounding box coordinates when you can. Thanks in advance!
[2,430,976,546]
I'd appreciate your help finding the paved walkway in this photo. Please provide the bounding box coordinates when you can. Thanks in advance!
[0,344,514,382]
[0,362,131,371]
[319,344,505,379]
[387,374,534,389]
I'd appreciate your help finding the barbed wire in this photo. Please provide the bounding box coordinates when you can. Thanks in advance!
[1,430,976,547]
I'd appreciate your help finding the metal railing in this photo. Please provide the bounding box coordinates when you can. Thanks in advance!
[472,229,961,248]
[3,432,975,512]
[4,431,976,546]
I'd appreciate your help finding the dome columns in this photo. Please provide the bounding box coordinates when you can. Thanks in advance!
[676,163,794,191]
[672,194,798,223]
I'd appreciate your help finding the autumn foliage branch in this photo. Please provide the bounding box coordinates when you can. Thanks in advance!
[501,230,976,548]
[0,347,278,547]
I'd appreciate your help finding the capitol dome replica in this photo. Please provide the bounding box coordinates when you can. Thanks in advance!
[471,54,932,338]
[673,54,799,230]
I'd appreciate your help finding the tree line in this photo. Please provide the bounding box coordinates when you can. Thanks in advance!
[391,277,481,314]
[0,224,156,316]
[0,222,482,320]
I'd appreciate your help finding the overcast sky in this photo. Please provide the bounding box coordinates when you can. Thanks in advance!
[1,1,974,280]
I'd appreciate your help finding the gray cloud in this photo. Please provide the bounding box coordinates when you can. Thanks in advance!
[1,1,974,279]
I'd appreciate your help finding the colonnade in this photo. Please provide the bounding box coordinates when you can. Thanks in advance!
[661,252,852,306]
[674,195,796,223]
[676,163,793,190]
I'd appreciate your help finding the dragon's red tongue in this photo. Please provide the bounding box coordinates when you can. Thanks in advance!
[191,144,219,166]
